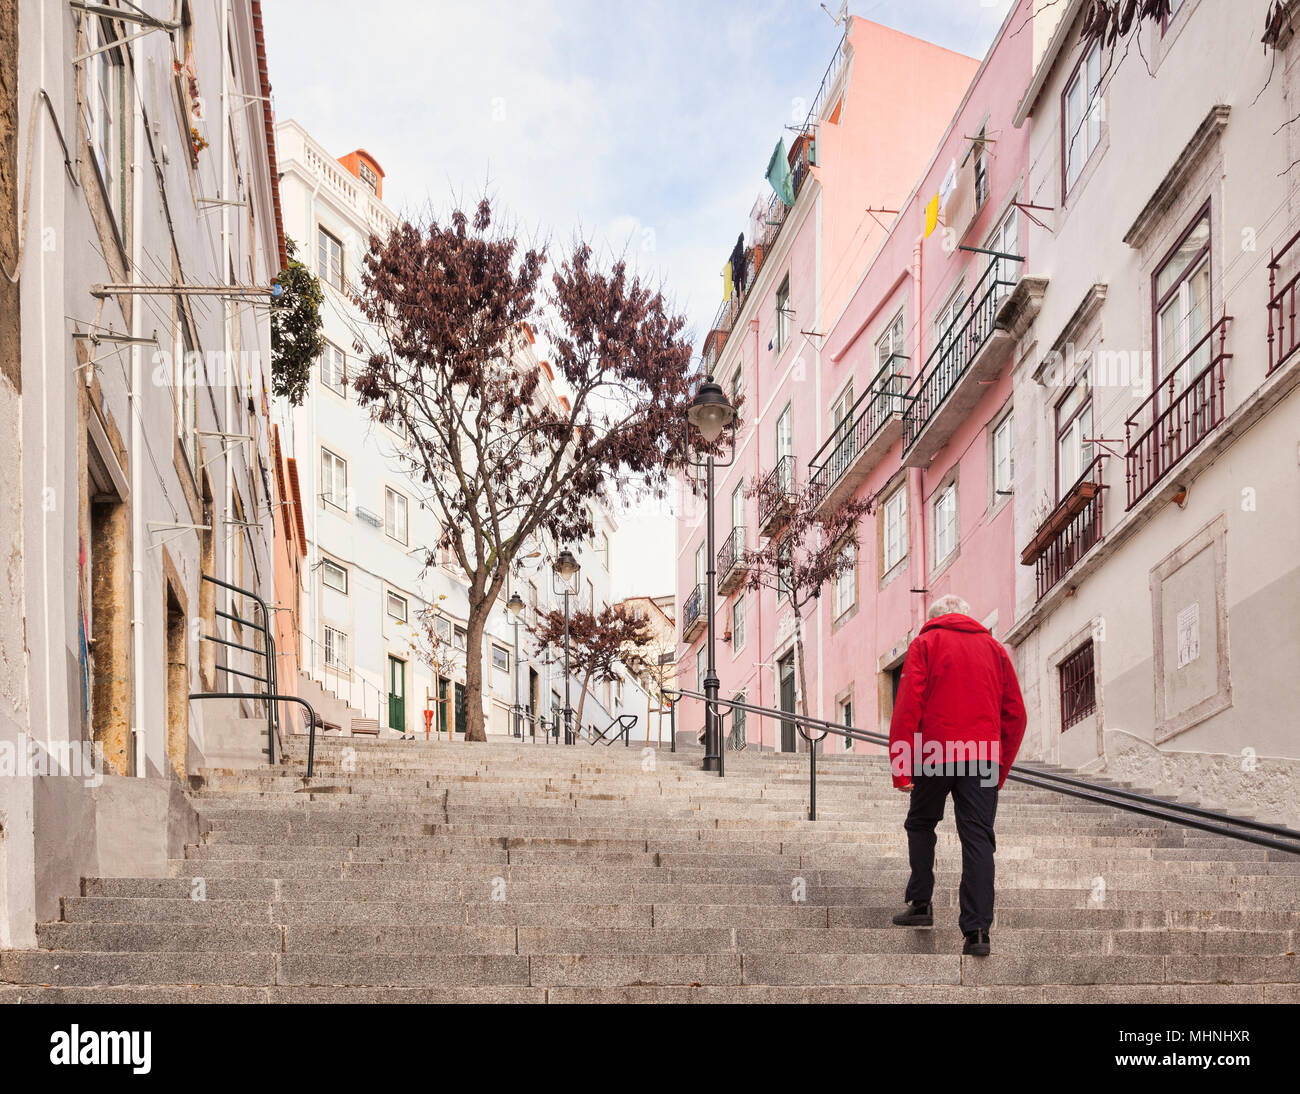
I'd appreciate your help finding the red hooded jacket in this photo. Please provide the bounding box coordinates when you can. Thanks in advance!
[888,613,1027,790]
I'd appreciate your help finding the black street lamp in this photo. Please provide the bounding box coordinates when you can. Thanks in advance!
[552,548,581,745]
[506,590,525,737]
[687,376,736,774]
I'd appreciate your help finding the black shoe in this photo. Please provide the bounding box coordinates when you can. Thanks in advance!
[962,929,991,956]
[891,901,933,927]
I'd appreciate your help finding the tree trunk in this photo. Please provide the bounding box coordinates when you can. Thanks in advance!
[574,673,593,737]
[793,606,812,755]
[463,598,491,742]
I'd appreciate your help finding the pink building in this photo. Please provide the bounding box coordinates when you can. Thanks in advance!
[675,16,987,748]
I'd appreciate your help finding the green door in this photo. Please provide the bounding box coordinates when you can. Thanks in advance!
[454,683,466,736]
[388,656,406,733]
[438,677,449,736]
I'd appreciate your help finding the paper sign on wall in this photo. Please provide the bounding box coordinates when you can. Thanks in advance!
[1177,602,1200,668]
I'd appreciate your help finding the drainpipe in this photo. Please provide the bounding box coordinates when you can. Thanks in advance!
[908,234,929,634]
[221,1,234,661]
[307,175,322,681]
[129,90,147,775]
[748,317,761,747]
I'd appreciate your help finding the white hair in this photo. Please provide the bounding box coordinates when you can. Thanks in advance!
[928,594,972,619]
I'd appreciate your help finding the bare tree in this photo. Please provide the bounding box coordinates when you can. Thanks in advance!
[352,199,695,740]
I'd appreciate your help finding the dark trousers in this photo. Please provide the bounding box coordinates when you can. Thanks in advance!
[903,772,999,933]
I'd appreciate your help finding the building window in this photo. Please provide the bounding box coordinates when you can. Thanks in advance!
[1059,641,1097,730]
[775,274,791,352]
[775,403,793,466]
[875,310,907,387]
[453,625,467,651]
[730,482,745,532]
[882,486,908,574]
[85,17,126,231]
[1154,209,1212,400]
[321,448,348,511]
[729,363,744,414]
[321,343,346,395]
[321,558,348,594]
[830,381,855,443]
[323,626,349,669]
[838,695,854,750]
[834,543,856,618]
[435,616,451,643]
[934,284,965,362]
[1064,40,1103,193]
[384,486,408,544]
[358,160,379,194]
[386,590,407,623]
[600,532,611,570]
[932,483,958,566]
[1055,382,1093,498]
[973,127,989,210]
[492,645,510,673]
[732,593,746,652]
[696,645,706,689]
[991,411,1014,501]
[317,226,344,291]
[988,207,1019,271]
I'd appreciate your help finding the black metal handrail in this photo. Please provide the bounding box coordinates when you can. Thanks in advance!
[808,366,911,504]
[590,714,638,747]
[664,686,1300,852]
[757,455,796,532]
[681,583,703,640]
[717,525,745,586]
[193,573,320,776]
[901,255,1023,452]
[1124,314,1231,509]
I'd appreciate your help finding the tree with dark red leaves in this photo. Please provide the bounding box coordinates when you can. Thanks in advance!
[528,603,654,733]
[352,199,695,740]
[741,479,875,733]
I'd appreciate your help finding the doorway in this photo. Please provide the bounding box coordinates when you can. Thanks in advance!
[387,655,406,734]
[778,650,797,752]
[454,682,466,736]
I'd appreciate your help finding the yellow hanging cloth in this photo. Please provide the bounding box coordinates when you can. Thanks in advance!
[924,193,940,238]
[722,261,734,301]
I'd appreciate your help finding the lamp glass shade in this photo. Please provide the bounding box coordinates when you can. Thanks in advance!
[688,380,735,444]
[506,593,525,618]
[554,549,580,581]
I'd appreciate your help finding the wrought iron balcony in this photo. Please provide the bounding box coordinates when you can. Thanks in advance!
[1124,315,1231,510]
[1020,455,1108,601]
[1268,229,1300,374]
[681,583,704,643]
[717,526,748,595]
[901,255,1025,466]
[757,455,797,538]
[808,363,909,513]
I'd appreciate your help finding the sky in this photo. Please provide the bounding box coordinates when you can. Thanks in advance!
[262,0,1015,600]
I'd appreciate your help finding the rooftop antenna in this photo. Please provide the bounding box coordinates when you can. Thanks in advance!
[821,1,849,25]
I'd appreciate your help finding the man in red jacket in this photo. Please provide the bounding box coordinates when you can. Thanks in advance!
[887,595,1027,956]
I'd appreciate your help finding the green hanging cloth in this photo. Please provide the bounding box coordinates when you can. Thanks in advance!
[766,138,795,207]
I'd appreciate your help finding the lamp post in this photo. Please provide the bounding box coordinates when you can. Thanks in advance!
[552,548,580,745]
[687,377,736,774]
[506,590,525,737]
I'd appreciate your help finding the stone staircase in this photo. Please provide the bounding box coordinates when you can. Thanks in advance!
[3,737,1299,1002]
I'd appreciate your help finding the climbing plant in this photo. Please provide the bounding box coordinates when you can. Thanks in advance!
[270,237,325,406]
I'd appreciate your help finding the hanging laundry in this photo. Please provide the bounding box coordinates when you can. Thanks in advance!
[722,260,734,302]
[925,193,940,238]
[731,233,747,296]
[766,138,795,207]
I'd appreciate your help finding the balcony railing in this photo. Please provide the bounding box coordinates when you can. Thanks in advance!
[808,364,910,509]
[717,526,748,595]
[1124,314,1231,510]
[901,255,1024,455]
[1020,455,1108,601]
[701,139,816,373]
[681,583,704,642]
[1268,228,1300,374]
[757,455,797,537]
